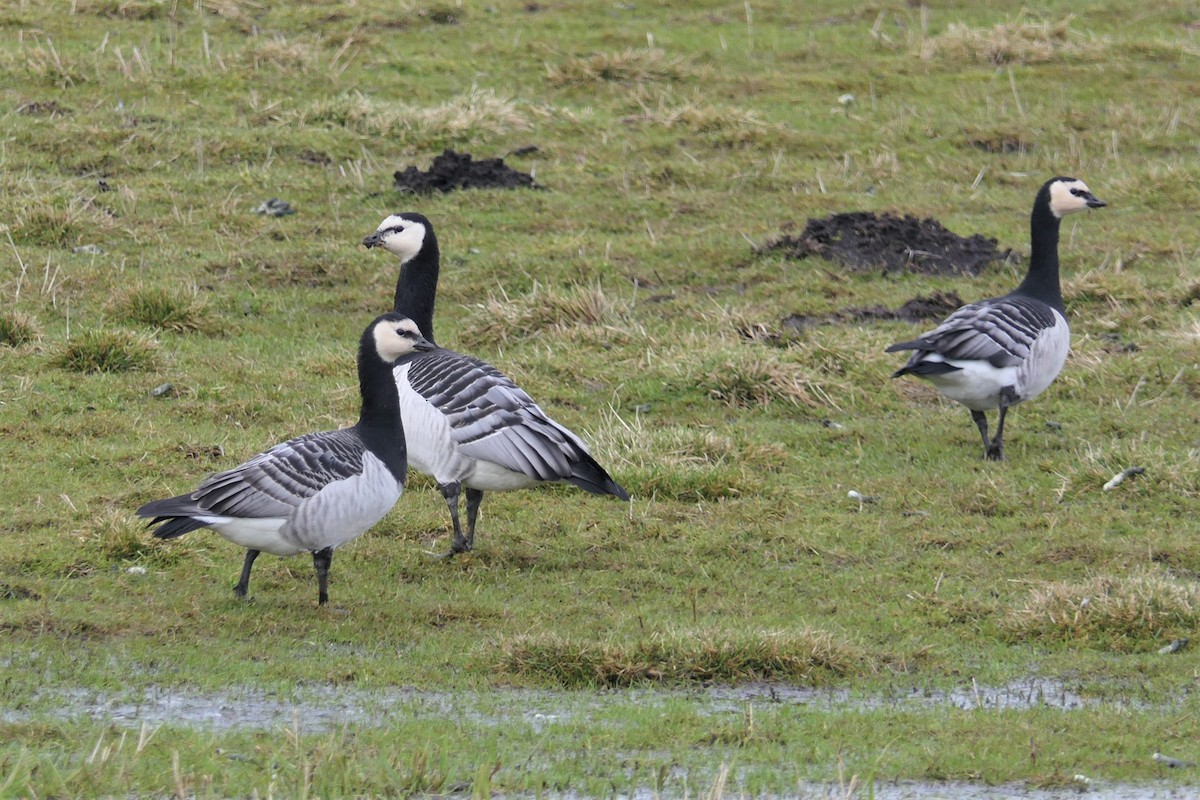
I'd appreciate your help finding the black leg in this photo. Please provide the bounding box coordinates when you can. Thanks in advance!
[312,547,333,606]
[970,411,990,457]
[464,488,485,552]
[234,549,260,599]
[436,481,469,558]
[986,387,1019,461]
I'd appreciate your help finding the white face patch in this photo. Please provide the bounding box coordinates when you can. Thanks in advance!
[1047,179,1095,218]
[372,318,424,362]
[375,216,427,263]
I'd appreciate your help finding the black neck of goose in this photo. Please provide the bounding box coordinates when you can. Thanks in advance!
[393,233,440,344]
[355,348,407,479]
[1016,196,1064,313]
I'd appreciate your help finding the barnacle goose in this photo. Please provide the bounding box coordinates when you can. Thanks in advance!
[136,313,435,604]
[887,177,1106,460]
[363,213,630,557]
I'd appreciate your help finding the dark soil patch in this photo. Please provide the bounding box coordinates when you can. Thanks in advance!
[296,149,333,166]
[779,291,965,334]
[393,149,539,194]
[763,212,1012,276]
[1098,332,1139,354]
[969,136,1035,154]
[17,100,71,117]
[0,583,40,600]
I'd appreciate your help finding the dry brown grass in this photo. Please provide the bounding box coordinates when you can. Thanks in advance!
[6,40,90,88]
[918,14,1108,65]
[547,48,692,86]
[73,0,169,20]
[240,35,319,72]
[1004,568,1200,650]
[626,98,783,146]
[499,628,867,687]
[701,344,840,411]
[459,282,632,347]
[5,192,122,248]
[55,329,159,373]
[108,286,213,334]
[294,87,527,140]
[0,310,41,347]
[587,407,788,474]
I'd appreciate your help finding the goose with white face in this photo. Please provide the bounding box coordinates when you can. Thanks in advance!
[373,316,433,362]
[362,214,428,263]
[1047,178,1107,218]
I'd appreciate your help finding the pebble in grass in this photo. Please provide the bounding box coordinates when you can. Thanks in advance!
[252,198,296,217]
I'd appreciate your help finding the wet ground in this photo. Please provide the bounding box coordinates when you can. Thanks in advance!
[393,148,539,193]
[6,680,1190,799]
[4,677,1162,732]
[763,212,1013,276]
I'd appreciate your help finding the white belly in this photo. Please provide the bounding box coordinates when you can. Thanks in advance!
[395,363,473,484]
[924,360,1021,411]
[205,516,300,557]
[206,454,402,556]
[921,312,1069,412]
[283,454,403,551]
[464,460,541,492]
[1015,312,1070,402]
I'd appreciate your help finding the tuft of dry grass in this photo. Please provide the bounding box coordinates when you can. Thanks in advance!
[459,282,631,347]
[81,508,176,564]
[240,35,318,72]
[73,0,169,20]
[7,40,90,87]
[589,407,787,474]
[1004,568,1200,650]
[918,14,1107,65]
[547,48,692,86]
[295,87,527,141]
[55,329,159,373]
[109,286,213,334]
[0,310,41,347]
[702,345,840,411]
[627,98,782,147]
[499,628,867,687]
[6,194,120,248]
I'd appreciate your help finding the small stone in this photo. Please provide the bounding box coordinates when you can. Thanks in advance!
[1158,638,1189,655]
[1153,752,1195,769]
[73,244,104,255]
[150,383,175,398]
[252,198,295,217]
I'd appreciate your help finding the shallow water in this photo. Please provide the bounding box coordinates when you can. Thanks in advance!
[4,681,1191,799]
[2,676,1165,733]
[535,782,1195,800]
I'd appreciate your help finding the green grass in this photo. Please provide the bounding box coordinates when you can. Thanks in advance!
[1,0,1199,796]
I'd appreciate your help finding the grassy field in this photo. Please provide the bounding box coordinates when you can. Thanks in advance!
[1,0,1198,795]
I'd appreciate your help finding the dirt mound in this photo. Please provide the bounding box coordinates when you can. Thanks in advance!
[781,290,965,332]
[764,211,1012,276]
[393,149,539,194]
